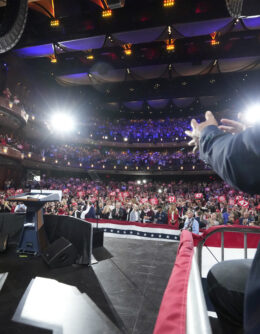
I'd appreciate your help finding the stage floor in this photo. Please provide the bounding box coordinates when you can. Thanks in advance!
[0,237,178,334]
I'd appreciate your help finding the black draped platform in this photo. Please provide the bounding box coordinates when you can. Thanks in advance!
[0,213,92,265]
[0,214,178,333]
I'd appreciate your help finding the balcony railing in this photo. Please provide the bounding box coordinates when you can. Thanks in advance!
[196,226,260,275]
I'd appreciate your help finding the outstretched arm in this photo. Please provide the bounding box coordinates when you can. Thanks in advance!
[199,124,260,194]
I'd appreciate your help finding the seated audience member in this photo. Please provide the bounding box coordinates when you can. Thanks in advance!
[223,207,232,224]
[208,212,220,227]
[0,198,11,213]
[71,205,81,219]
[183,210,199,234]
[126,202,133,221]
[81,202,96,219]
[239,211,254,226]
[168,203,179,227]
[140,204,154,223]
[112,202,127,220]
[195,210,207,229]
[129,204,139,222]
[154,206,167,224]
[102,200,113,219]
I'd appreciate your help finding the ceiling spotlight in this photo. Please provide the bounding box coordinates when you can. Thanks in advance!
[210,32,220,46]
[79,163,82,167]
[166,38,175,52]
[137,180,141,184]
[158,189,162,193]
[50,113,75,133]
[50,56,57,63]
[244,104,260,124]
[123,44,132,56]
[102,9,112,18]
[50,19,60,27]
[163,0,175,7]
[143,179,147,184]
[124,137,128,142]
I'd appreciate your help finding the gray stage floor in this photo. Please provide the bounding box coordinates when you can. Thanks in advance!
[0,236,178,334]
[93,237,178,334]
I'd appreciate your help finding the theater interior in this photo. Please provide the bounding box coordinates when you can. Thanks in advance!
[0,1,260,333]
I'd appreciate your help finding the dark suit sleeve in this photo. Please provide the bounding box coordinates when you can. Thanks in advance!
[199,125,260,194]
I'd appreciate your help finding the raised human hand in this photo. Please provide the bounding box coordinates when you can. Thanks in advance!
[185,111,218,152]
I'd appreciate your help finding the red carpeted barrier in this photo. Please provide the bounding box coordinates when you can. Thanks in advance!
[153,230,194,334]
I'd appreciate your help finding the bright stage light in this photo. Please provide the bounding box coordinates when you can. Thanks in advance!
[244,105,260,124]
[50,113,75,133]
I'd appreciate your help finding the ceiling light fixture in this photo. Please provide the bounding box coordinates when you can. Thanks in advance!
[210,32,220,46]
[123,44,132,56]
[102,9,112,18]
[166,38,175,52]
[163,0,175,7]
[50,19,60,27]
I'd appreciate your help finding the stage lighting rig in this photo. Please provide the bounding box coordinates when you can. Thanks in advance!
[102,9,112,17]
[244,105,260,124]
[123,44,132,56]
[50,113,75,133]
[50,19,60,27]
[166,39,175,52]
[163,0,175,7]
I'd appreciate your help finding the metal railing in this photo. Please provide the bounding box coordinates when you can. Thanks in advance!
[197,226,260,275]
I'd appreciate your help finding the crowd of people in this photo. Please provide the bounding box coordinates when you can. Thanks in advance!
[83,117,200,143]
[0,131,208,171]
[1,177,260,233]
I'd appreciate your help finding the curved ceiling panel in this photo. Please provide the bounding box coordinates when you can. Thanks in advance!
[124,101,144,110]
[106,102,120,111]
[218,56,260,72]
[175,18,232,37]
[147,99,170,109]
[242,17,260,30]
[90,68,126,83]
[131,64,168,80]
[15,44,54,58]
[172,97,195,108]
[57,72,92,85]
[60,35,106,51]
[174,61,212,76]
[200,96,221,107]
[112,26,165,44]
